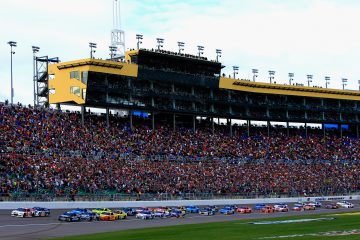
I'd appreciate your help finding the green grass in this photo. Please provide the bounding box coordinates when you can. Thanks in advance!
[53,213,360,240]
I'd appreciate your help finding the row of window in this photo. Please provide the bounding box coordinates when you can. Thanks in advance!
[70,71,88,84]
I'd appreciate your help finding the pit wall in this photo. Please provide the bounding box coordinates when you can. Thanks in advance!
[0,195,358,210]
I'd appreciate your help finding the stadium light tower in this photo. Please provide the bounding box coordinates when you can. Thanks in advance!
[178,42,185,54]
[8,41,17,105]
[252,69,258,82]
[216,49,222,62]
[197,45,204,57]
[89,42,97,58]
[111,0,125,59]
[307,74,313,87]
[325,76,330,88]
[233,66,239,79]
[109,46,118,59]
[268,70,275,84]
[156,38,164,50]
[136,34,143,49]
[32,46,40,107]
[342,78,348,90]
[288,73,294,85]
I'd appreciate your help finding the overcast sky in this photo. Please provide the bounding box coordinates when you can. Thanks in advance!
[2,0,360,105]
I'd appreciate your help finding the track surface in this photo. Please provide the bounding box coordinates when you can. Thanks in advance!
[0,201,358,240]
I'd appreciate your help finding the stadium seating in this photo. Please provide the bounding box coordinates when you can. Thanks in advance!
[0,103,358,198]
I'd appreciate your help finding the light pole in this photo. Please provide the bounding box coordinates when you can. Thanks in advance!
[109,46,117,59]
[178,42,185,54]
[325,76,330,88]
[268,70,275,84]
[307,74,313,87]
[233,66,239,79]
[342,78,347,90]
[136,34,143,49]
[216,49,222,62]
[8,41,17,105]
[252,69,258,82]
[156,38,164,50]
[197,45,204,57]
[32,46,40,107]
[288,73,294,85]
[89,42,97,58]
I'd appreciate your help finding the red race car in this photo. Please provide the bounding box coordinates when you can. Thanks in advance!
[236,206,252,214]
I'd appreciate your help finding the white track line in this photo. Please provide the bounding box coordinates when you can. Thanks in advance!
[0,223,68,228]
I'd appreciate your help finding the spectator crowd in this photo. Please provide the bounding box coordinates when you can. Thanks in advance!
[0,103,359,197]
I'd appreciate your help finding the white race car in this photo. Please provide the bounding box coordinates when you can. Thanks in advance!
[136,211,155,220]
[11,208,33,218]
[273,204,289,212]
[336,201,354,208]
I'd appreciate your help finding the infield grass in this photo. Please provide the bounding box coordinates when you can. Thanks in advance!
[53,212,360,240]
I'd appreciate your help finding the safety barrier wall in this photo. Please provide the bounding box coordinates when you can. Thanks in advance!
[0,195,358,210]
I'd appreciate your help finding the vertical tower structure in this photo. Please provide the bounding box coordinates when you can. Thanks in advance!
[111,0,125,60]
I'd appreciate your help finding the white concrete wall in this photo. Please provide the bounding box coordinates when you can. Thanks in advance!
[0,195,358,209]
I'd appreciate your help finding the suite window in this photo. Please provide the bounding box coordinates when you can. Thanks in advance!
[70,71,80,80]
[70,86,81,97]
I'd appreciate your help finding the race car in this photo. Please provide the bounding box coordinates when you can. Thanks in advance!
[292,204,304,211]
[153,210,166,218]
[177,206,187,214]
[254,204,266,211]
[121,207,137,216]
[274,204,289,212]
[325,203,339,209]
[11,208,33,218]
[166,209,185,218]
[219,206,235,215]
[236,206,252,214]
[92,208,112,215]
[136,210,155,220]
[113,210,127,220]
[98,212,117,221]
[337,201,354,208]
[208,205,219,212]
[186,206,200,213]
[69,208,96,221]
[303,204,316,210]
[307,202,322,208]
[199,207,215,216]
[260,205,275,213]
[31,207,50,217]
[58,212,81,222]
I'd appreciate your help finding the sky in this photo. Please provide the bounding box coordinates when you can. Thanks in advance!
[2,0,360,105]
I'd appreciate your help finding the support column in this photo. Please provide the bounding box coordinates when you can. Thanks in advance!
[267,121,270,137]
[106,108,110,128]
[339,123,343,138]
[193,115,196,133]
[218,118,220,125]
[286,122,289,137]
[129,111,133,130]
[247,120,250,137]
[229,119,233,137]
[212,117,215,134]
[322,123,325,138]
[81,106,85,127]
[173,114,176,131]
[305,122,308,138]
[152,112,155,131]
[357,125,359,139]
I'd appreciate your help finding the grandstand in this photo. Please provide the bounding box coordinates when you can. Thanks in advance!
[0,46,358,202]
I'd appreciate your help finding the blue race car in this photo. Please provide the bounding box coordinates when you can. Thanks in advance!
[121,207,137,216]
[69,208,96,221]
[58,212,81,222]
[254,204,266,210]
[199,207,215,215]
[32,207,50,217]
[186,206,200,213]
[219,206,235,215]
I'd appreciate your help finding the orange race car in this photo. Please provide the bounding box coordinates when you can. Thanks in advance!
[236,206,252,214]
[98,212,117,221]
[260,205,275,213]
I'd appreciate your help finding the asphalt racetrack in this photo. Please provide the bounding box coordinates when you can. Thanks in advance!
[0,201,358,240]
